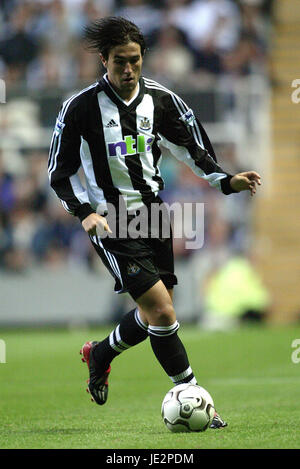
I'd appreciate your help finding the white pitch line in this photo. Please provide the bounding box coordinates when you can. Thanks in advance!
[207,377,300,386]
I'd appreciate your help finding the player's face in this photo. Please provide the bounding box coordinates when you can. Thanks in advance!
[101,42,143,100]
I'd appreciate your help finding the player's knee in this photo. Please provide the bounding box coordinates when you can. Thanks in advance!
[148,302,176,326]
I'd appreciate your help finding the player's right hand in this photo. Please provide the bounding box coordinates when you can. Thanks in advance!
[81,213,112,236]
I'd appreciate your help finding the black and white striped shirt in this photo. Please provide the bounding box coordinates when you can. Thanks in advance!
[48,75,235,221]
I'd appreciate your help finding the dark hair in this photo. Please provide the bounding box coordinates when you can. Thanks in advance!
[83,16,146,60]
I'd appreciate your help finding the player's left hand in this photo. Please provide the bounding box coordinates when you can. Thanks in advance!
[230,171,261,196]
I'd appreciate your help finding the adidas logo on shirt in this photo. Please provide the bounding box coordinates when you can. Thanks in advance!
[105,119,118,128]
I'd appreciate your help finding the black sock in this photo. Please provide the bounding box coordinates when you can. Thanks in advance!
[93,308,148,373]
[148,322,197,385]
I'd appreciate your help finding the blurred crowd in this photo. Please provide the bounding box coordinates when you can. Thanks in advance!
[0,0,272,321]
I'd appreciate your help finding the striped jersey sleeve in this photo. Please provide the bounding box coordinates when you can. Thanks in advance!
[144,78,236,195]
[48,93,95,222]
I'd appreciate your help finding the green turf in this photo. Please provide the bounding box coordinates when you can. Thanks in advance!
[0,324,300,449]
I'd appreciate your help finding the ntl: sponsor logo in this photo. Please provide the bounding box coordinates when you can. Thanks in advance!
[107,134,154,157]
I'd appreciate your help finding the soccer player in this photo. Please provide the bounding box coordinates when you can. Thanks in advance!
[48,17,261,429]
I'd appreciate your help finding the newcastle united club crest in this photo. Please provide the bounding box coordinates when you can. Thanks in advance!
[139,117,151,131]
[127,262,141,276]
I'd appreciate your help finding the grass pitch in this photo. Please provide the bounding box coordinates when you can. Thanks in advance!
[0,324,300,449]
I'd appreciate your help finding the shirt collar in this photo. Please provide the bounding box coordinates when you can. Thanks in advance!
[103,73,140,106]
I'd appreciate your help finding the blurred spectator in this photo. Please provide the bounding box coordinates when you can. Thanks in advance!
[168,0,240,52]
[35,0,73,53]
[144,26,194,85]
[31,203,80,265]
[27,42,77,89]
[75,44,100,84]
[0,150,14,268]
[222,0,267,76]
[166,0,240,74]
[0,150,15,215]
[0,2,39,84]
[116,0,163,42]
[202,253,270,328]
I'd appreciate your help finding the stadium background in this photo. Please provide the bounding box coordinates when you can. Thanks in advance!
[0,0,299,328]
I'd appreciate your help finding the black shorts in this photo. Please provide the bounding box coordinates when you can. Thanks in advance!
[90,198,177,301]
